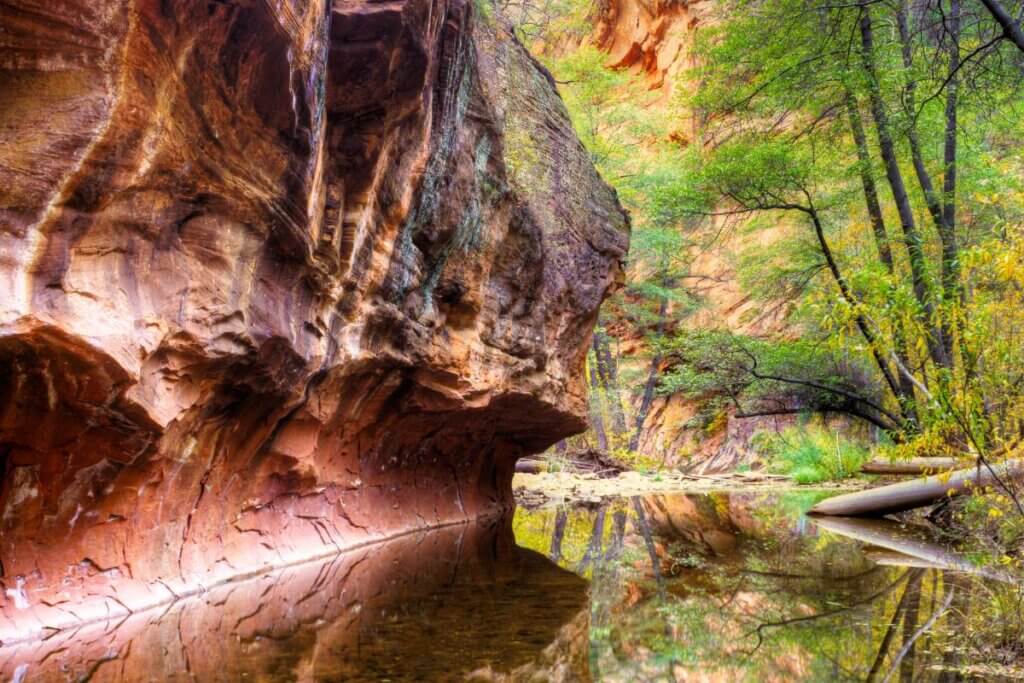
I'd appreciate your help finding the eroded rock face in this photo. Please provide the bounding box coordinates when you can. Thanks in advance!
[594,0,708,98]
[0,0,628,642]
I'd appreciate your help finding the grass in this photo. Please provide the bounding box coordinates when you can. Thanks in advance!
[754,425,870,484]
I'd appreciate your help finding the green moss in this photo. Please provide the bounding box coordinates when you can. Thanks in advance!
[392,31,476,304]
[473,0,494,24]
[420,134,498,313]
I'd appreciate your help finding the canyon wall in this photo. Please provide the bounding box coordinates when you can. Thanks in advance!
[0,0,628,642]
[583,0,798,470]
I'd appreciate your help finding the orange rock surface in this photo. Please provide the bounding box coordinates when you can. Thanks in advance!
[0,0,627,642]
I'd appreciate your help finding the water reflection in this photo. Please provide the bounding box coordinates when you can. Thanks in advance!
[0,518,588,682]
[3,493,1021,681]
[514,492,1024,682]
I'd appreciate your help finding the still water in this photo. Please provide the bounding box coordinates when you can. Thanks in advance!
[2,491,1021,681]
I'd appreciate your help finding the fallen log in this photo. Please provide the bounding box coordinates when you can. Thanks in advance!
[515,459,547,474]
[860,457,959,475]
[809,459,1024,517]
[515,452,624,477]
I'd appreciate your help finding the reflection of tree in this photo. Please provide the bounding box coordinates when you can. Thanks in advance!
[548,507,568,563]
[866,570,923,682]
[935,571,969,682]
[605,510,626,562]
[744,569,913,657]
[898,570,924,683]
[576,507,606,574]
[631,496,665,596]
[882,585,956,683]
[514,493,1024,681]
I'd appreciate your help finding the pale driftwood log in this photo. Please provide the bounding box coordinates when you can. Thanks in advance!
[809,459,1024,516]
[860,457,959,475]
[810,515,1018,583]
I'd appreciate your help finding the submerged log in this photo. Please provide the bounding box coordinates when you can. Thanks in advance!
[809,459,1024,516]
[862,548,947,570]
[810,516,1018,583]
[860,457,959,475]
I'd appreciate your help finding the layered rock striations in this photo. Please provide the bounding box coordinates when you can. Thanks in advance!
[0,0,628,642]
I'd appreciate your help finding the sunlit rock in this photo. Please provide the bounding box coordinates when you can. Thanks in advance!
[0,0,628,642]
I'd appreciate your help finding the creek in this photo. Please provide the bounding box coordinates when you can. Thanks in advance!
[2,491,1020,681]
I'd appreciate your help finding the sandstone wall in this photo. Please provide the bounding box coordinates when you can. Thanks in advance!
[0,0,627,642]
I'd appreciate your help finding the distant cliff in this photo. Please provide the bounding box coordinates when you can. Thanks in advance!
[559,0,802,470]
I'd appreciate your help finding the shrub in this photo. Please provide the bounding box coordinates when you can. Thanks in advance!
[753,425,869,484]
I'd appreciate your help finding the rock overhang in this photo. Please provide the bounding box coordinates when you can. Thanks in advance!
[0,0,628,643]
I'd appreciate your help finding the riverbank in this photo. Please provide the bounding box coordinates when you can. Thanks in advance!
[513,469,872,508]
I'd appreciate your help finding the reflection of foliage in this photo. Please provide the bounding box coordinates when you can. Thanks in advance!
[586,496,883,681]
[515,492,1024,680]
[753,490,834,523]
[945,492,1024,571]
[513,501,628,578]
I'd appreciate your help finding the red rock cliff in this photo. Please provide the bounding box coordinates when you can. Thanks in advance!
[0,0,628,642]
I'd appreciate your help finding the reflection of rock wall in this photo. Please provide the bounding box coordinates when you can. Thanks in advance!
[0,517,588,681]
[0,0,627,642]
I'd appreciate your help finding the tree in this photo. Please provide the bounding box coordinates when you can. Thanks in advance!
[673,0,1024,454]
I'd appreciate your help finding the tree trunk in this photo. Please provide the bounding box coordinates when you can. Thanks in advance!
[588,353,609,451]
[549,507,568,562]
[979,0,1024,54]
[809,458,1024,516]
[845,88,919,416]
[593,322,627,436]
[896,5,946,235]
[845,89,894,271]
[858,4,946,370]
[806,205,908,422]
[942,0,964,365]
[897,2,959,366]
[860,457,959,475]
[629,297,668,452]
